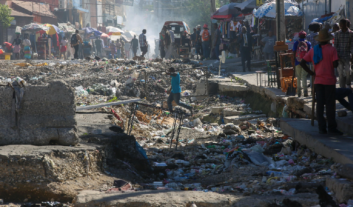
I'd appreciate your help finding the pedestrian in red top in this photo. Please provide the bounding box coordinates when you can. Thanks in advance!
[300,29,343,135]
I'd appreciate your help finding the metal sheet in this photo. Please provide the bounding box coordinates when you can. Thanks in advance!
[76,98,141,111]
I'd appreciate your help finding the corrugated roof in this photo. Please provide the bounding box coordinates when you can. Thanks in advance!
[11,9,33,17]
[12,1,56,17]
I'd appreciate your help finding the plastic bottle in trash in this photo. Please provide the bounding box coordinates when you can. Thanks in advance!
[266,171,283,177]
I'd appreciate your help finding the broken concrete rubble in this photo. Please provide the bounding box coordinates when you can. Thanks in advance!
[0,80,78,146]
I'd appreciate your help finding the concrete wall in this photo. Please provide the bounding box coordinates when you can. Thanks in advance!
[0,80,78,146]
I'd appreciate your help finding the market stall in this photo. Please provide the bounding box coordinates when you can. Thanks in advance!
[253,0,303,89]
[22,23,50,60]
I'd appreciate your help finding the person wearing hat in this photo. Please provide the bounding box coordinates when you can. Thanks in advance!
[200,24,211,59]
[293,31,312,97]
[334,19,353,89]
[300,29,342,135]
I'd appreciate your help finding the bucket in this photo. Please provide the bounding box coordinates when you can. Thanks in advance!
[5,54,11,60]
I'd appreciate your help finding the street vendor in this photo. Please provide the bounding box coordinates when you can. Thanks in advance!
[2,42,13,53]
[166,67,193,115]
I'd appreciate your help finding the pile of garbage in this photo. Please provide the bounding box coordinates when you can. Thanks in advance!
[94,95,353,206]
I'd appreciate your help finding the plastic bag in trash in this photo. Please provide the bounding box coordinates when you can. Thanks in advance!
[243,150,270,166]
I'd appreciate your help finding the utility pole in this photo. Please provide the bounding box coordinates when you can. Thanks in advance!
[276,0,285,41]
[210,0,216,13]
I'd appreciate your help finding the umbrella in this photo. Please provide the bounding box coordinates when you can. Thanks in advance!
[123,31,137,40]
[100,33,109,38]
[82,27,102,37]
[212,3,242,20]
[22,23,49,32]
[58,23,76,33]
[253,1,303,19]
[106,26,124,35]
[44,24,63,35]
[234,0,256,10]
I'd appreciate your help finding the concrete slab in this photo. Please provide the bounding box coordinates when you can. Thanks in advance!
[218,82,249,92]
[73,190,238,207]
[326,177,353,203]
[75,112,116,136]
[224,114,266,124]
[223,109,244,116]
[73,190,319,207]
[280,118,353,165]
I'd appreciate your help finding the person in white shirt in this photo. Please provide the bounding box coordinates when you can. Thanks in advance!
[165,25,178,59]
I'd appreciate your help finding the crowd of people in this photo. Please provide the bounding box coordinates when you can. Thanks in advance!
[1,28,147,61]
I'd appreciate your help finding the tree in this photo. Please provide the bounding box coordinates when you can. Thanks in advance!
[0,4,14,29]
[180,0,223,28]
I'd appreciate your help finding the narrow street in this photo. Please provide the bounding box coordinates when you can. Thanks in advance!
[0,0,353,206]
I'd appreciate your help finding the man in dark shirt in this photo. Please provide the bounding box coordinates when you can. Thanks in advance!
[131,35,139,57]
[95,37,102,57]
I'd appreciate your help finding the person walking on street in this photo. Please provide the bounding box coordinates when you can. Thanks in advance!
[240,26,253,72]
[166,67,193,115]
[293,31,312,97]
[306,23,322,91]
[120,39,125,59]
[115,40,121,58]
[22,34,31,61]
[195,25,203,60]
[71,30,83,59]
[110,40,116,58]
[12,34,22,59]
[211,23,221,60]
[131,35,139,57]
[95,36,102,57]
[200,24,211,59]
[300,29,343,135]
[261,31,276,60]
[191,28,197,47]
[336,88,353,112]
[60,37,68,60]
[160,26,169,59]
[165,26,178,59]
[139,29,148,58]
[334,19,353,89]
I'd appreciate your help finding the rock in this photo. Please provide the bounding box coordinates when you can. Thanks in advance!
[337,164,353,180]
[326,177,353,203]
[223,129,237,135]
[337,110,347,117]
[211,107,224,114]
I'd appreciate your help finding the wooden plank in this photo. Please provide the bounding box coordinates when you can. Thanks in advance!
[76,99,141,111]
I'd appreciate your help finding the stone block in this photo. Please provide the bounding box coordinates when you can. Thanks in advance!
[337,164,353,180]
[326,177,353,203]
[211,107,224,114]
[0,80,78,146]
[223,109,243,116]
[218,82,249,93]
